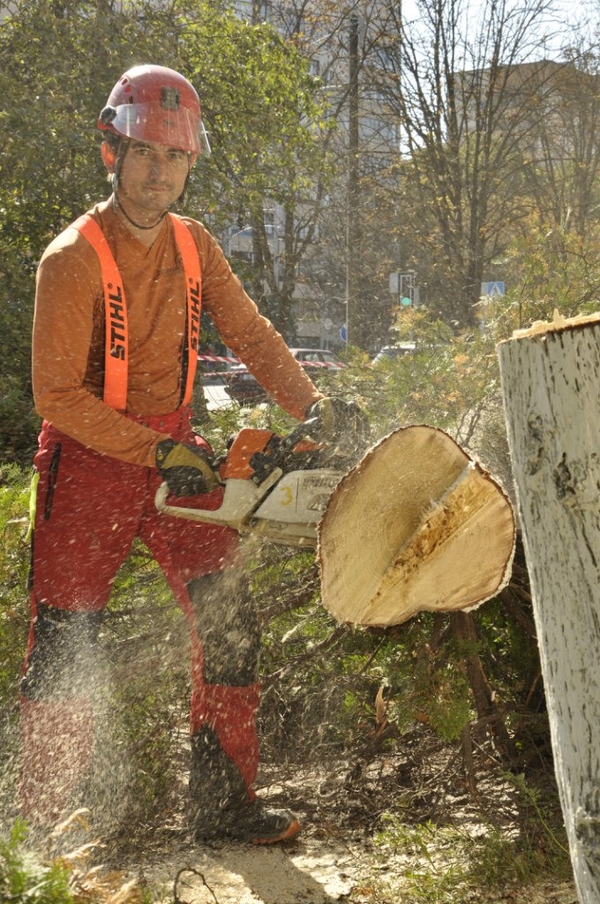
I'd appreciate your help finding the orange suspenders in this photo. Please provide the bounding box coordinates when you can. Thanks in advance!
[170,215,202,408]
[71,213,201,411]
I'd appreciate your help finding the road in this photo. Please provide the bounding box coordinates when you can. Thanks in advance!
[203,379,236,410]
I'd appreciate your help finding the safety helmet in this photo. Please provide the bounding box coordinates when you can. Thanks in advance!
[98,64,210,156]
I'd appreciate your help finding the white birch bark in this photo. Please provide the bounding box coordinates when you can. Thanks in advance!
[498,314,600,904]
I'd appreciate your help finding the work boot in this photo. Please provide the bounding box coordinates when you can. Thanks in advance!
[189,725,301,844]
[195,799,301,845]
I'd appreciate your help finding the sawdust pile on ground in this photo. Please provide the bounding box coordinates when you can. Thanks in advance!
[76,730,577,904]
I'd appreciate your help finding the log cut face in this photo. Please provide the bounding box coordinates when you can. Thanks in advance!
[317,425,516,626]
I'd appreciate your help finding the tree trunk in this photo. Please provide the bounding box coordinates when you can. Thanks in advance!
[450,612,513,739]
[498,313,600,904]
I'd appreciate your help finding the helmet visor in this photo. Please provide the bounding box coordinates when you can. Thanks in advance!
[106,102,210,156]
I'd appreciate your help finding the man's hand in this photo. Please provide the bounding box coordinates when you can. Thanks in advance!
[155,439,219,497]
[305,397,370,451]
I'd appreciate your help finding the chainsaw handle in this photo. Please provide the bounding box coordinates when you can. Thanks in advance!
[154,467,283,531]
[155,481,171,515]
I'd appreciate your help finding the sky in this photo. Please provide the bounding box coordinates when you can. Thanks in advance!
[400,0,591,64]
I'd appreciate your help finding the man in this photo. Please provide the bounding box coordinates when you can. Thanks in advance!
[20,64,359,845]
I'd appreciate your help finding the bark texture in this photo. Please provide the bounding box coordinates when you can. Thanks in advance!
[498,315,600,903]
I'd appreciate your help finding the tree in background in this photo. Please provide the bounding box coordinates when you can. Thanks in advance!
[260,0,407,351]
[501,36,600,327]
[0,0,161,463]
[0,0,127,461]
[369,0,574,330]
[170,0,335,339]
[0,0,332,462]
[248,0,589,348]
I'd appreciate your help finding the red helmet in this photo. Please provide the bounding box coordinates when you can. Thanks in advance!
[98,64,210,155]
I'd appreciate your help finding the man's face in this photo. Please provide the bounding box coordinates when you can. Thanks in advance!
[108,139,191,219]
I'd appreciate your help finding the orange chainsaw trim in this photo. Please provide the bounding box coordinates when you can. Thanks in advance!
[219,428,323,481]
[291,439,322,454]
[220,428,276,480]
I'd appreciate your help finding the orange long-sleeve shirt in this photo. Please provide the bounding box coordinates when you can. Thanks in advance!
[32,200,322,468]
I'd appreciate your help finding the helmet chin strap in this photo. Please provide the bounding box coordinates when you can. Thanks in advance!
[111,181,168,231]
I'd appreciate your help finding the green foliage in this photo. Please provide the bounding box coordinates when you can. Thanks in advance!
[180,3,331,212]
[0,466,31,706]
[371,819,476,903]
[0,819,73,904]
[330,309,502,455]
[369,784,571,903]
[0,0,130,465]
[0,0,332,463]
[0,815,155,902]
[169,0,333,332]
[0,372,39,465]
[494,215,600,333]
[502,773,571,875]
[253,548,475,757]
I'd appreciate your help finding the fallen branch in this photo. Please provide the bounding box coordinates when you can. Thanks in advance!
[174,866,221,904]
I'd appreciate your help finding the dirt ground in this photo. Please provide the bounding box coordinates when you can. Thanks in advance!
[0,717,576,903]
[141,843,577,904]
[86,738,579,904]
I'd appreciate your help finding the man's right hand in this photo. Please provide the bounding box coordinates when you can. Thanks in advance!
[305,397,370,449]
[155,439,219,497]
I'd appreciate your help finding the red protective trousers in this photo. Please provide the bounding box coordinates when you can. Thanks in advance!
[20,407,260,826]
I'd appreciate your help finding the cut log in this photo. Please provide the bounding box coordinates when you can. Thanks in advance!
[498,310,600,904]
[317,425,516,626]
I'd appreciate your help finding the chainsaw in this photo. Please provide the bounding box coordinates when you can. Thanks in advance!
[154,419,355,547]
[155,420,517,626]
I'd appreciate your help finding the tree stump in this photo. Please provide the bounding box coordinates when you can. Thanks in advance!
[498,311,600,903]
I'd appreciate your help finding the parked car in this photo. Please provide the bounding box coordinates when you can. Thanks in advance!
[225,347,344,406]
[371,343,416,365]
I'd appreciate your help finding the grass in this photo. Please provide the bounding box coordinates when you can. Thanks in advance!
[0,814,152,903]
[352,775,573,904]
[0,819,74,904]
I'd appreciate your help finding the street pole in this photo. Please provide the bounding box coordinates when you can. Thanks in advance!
[346,12,360,348]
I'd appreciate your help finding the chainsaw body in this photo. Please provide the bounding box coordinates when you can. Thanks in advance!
[155,426,346,546]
